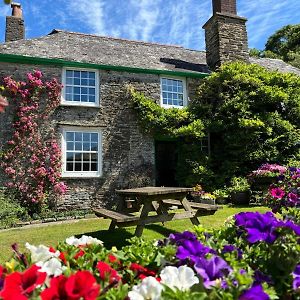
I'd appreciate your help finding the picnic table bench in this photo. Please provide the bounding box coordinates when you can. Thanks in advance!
[93,187,220,237]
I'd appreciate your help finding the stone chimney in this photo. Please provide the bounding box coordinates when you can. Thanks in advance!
[5,3,25,42]
[203,0,249,70]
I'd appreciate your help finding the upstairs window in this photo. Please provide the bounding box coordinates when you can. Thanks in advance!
[61,68,99,107]
[160,77,187,108]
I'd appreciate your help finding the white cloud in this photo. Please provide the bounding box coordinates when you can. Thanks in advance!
[68,0,106,35]
[125,0,162,41]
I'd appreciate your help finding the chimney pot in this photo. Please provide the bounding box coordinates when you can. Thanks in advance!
[213,0,237,15]
[11,2,23,18]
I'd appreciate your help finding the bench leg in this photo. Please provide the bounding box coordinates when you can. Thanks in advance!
[134,201,152,237]
[181,197,200,226]
[109,220,117,231]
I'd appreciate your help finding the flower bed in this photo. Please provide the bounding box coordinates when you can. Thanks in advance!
[1,210,300,299]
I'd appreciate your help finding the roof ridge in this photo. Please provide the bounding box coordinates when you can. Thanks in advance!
[49,29,205,53]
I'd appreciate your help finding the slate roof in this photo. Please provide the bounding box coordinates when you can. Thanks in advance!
[0,30,209,74]
[0,29,299,76]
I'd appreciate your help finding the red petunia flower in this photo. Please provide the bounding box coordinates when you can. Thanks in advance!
[130,263,156,279]
[40,275,68,300]
[97,261,121,283]
[65,271,100,300]
[41,271,100,300]
[0,264,46,300]
[49,247,67,265]
[74,249,85,260]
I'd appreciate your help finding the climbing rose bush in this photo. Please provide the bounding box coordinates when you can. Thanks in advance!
[0,71,66,214]
[2,211,300,299]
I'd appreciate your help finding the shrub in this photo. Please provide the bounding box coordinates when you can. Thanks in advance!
[0,190,29,228]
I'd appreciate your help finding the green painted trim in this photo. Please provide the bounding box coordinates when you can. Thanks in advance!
[0,53,209,78]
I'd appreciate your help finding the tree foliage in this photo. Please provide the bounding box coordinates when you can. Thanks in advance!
[131,62,300,187]
[250,24,300,69]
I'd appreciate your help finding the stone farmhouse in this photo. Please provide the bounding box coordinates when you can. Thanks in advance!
[0,0,299,210]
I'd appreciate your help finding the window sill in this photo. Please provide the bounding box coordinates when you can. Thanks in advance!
[60,102,100,108]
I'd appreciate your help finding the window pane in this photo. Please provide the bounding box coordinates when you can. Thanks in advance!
[91,153,97,161]
[74,71,80,78]
[81,71,88,79]
[74,78,80,85]
[74,94,80,101]
[81,94,88,102]
[88,95,95,103]
[83,163,90,171]
[83,143,90,151]
[81,87,88,94]
[66,152,74,161]
[91,163,97,171]
[74,87,80,94]
[82,153,90,161]
[91,143,98,151]
[67,163,74,171]
[74,153,82,161]
[66,70,73,77]
[75,142,82,151]
[88,79,95,86]
[91,133,98,142]
[75,132,82,141]
[75,163,82,171]
[66,132,74,141]
[83,133,90,142]
[89,72,95,79]
[65,94,73,101]
[81,79,88,85]
[66,78,73,85]
[89,88,95,95]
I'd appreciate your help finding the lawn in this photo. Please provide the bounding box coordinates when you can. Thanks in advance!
[0,205,268,264]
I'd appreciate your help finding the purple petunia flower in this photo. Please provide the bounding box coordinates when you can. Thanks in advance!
[194,255,232,289]
[176,239,214,263]
[169,231,198,245]
[253,270,272,285]
[235,212,283,243]
[239,284,270,300]
[292,264,300,291]
[222,244,243,259]
[235,212,300,244]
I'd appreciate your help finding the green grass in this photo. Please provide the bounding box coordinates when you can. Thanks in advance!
[0,205,268,263]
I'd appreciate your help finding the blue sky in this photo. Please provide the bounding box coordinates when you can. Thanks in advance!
[0,0,299,51]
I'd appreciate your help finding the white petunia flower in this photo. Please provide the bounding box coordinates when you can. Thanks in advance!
[37,257,66,277]
[160,265,199,291]
[128,277,163,300]
[65,235,103,246]
[25,243,60,263]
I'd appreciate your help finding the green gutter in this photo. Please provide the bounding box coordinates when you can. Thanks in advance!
[0,53,209,78]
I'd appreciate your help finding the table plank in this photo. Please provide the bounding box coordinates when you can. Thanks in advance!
[116,186,193,196]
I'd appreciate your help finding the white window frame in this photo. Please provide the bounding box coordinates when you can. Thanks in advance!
[160,76,188,108]
[61,67,100,107]
[61,126,102,178]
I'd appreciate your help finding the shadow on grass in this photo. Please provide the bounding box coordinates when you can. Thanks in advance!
[79,223,180,248]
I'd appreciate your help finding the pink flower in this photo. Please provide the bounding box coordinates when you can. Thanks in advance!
[0,96,8,113]
[269,187,285,199]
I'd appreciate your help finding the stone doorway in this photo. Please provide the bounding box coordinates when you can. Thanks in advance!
[155,140,178,187]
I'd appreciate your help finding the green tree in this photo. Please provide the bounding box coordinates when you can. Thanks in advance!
[265,24,300,68]
[191,62,300,182]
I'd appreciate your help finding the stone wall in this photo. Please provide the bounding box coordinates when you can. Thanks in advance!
[203,13,249,70]
[5,16,25,42]
[0,62,202,210]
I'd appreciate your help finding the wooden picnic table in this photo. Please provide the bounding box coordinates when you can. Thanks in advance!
[93,186,219,237]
